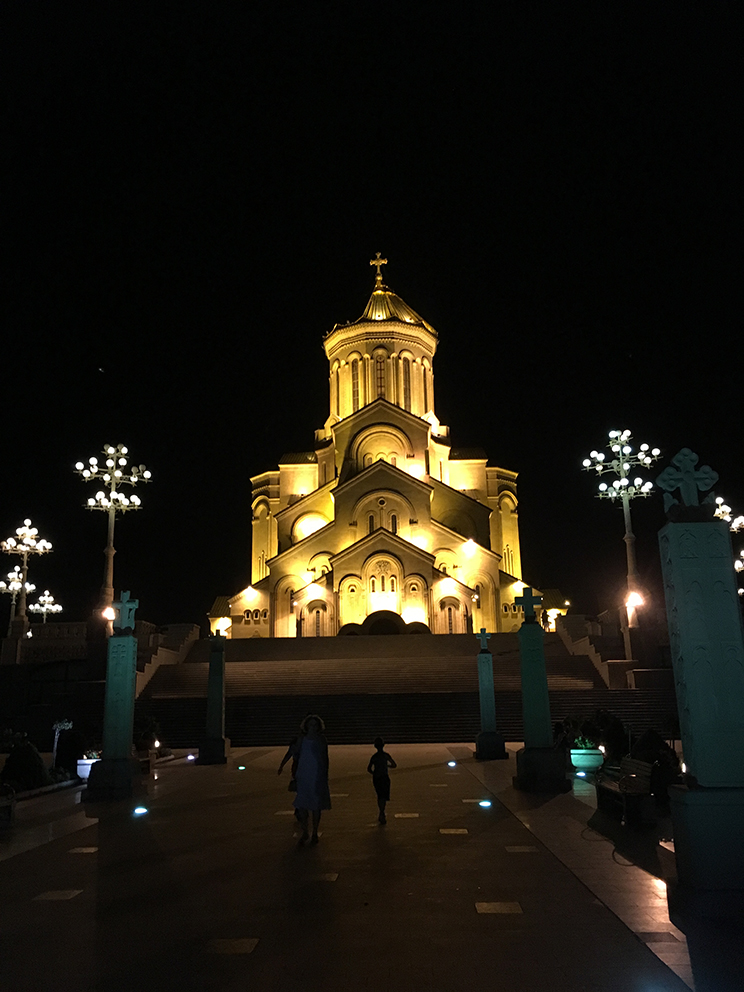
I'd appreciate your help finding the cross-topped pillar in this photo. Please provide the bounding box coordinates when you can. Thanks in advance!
[473,628,507,760]
[514,587,542,623]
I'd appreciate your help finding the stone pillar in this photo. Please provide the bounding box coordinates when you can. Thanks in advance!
[198,632,230,764]
[656,449,744,919]
[513,593,569,793]
[474,629,507,760]
[87,592,142,800]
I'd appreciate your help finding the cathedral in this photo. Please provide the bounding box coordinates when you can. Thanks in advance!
[212,256,538,639]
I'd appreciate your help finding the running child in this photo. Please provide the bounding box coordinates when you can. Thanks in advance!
[367,736,397,824]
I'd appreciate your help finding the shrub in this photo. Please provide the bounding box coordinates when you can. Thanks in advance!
[1,741,52,792]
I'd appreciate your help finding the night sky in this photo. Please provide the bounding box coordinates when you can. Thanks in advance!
[2,4,740,630]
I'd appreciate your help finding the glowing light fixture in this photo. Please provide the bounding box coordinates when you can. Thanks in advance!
[28,589,63,623]
[478,800,492,808]
[407,463,425,479]
[101,606,116,621]
[576,771,586,778]
[153,739,160,749]
[133,806,148,816]
[581,430,661,660]
[1,519,52,624]
[462,539,477,558]
[74,444,151,614]
[238,765,246,771]
[447,761,457,767]
[0,565,36,635]
[187,754,195,761]
[401,606,426,625]
[440,577,456,596]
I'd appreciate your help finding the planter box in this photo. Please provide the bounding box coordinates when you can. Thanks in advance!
[570,749,604,773]
[76,758,100,781]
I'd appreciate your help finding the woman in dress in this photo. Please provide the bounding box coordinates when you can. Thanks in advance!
[292,714,331,845]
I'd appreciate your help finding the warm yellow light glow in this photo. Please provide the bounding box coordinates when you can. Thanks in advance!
[512,580,525,592]
[294,513,327,541]
[401,606,426,625]
[440,577,456,595]
[307,583,323,597]
[626,591,644,608]
[564,600,570,606]
[369,591,398,612]
[410,534,429,550]
[244,586,257,602]
[407,463,425,479]
[462,539,477,558]
[214,616,231,634]
[102,607,116,621]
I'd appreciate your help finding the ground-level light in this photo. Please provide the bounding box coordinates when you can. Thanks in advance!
[447,761,456,767]
[133,806,148,816]
[478,800,492,808]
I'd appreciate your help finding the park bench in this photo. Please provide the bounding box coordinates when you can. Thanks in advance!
[595,757,655,828]
[0,784,16,827]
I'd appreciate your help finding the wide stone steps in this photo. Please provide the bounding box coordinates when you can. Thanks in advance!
[141,640,604,699]
[136,688,679,747]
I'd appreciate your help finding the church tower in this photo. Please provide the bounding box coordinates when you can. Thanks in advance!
[215,257,527,638]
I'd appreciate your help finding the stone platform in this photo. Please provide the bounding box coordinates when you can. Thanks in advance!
[2,744,741,990]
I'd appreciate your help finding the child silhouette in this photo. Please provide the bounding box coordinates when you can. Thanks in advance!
[367,736,397,824]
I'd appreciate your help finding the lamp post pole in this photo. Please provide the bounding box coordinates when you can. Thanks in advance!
[74,443,151,614]
[582,430,662,661]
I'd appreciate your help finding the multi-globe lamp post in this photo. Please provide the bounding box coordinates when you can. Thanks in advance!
[74,444,151,615]
[582,429,661,660]
[0,566,36,636]
[1,519,53,627]
[28,590,63,623]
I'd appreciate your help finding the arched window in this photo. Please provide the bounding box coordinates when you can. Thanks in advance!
[475,584,482,607]
[261,609,268,619]
[364,454,373,468]
[376,355,385,398]
[244,610,252,622]
[380,575,386,592]
[402,357,411,411]
[391,514,398,535]
[411,584,418,593]
[368,514,375,534]
[349,585,356,594]
[351,358,360,411]
[447,607,454,633]
[370,577,376,593]
[253,610,260,620]
[390,577,396,592]
[315,610,321,637]
[423,366,429,411]
[504,545,514,575]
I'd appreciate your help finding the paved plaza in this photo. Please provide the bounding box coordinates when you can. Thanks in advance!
[1,743,742,991]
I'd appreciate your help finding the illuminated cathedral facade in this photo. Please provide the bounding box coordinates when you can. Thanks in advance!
[213,257,531,638]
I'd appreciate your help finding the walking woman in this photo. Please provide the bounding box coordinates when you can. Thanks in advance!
[292,714,331,845]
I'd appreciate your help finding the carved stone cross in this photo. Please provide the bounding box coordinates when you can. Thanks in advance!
[477,627,491,651]
[514,587,542,621]
[656,448,718,509]
[113,589,139,631]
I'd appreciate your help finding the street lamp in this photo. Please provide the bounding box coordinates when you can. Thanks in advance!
[74,443,151,612]
[582,429,662,660]
[1,519,53,623]
[0,566,36,635]
[28,589,63,623]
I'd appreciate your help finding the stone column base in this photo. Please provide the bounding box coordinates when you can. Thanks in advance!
[197,737,231,765]
[513,747,571,793]
[474,731,507,761]
[670,784,744,899]
[85,758,143,801]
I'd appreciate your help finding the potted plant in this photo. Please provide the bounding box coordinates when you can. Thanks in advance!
[77,750,101,781]
[569,734,605,773]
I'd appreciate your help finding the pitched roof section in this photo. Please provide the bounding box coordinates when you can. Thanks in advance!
[278,451,317,464]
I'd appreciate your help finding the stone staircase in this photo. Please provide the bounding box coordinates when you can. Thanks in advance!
[136,633,678,747]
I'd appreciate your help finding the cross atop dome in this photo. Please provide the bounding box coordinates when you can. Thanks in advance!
[370,252,388,288]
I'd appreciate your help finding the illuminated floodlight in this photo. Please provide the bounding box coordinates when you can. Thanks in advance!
[187,754,195,761]
[101,606,116,621]
[153,739,160,749]
[478,800,492,808]
[447,761,457,767]
[576,771,586,778]
[132,806,148,816]
[238,765,246,771]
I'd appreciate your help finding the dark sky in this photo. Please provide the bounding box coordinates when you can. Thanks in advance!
[2,3,741,630]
